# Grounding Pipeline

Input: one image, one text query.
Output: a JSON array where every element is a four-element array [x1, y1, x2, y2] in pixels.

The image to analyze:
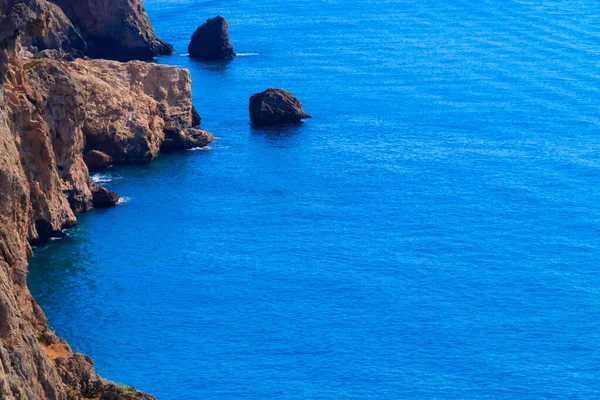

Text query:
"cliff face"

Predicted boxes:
[[0, 0, 210, 398], [66, 58, 212, 164], [0, 50, 108, 400], [51, 0, 173, 61], [7, 0, 87, 57], [4, 54, 212, 242], [7, 0, 172, 61]]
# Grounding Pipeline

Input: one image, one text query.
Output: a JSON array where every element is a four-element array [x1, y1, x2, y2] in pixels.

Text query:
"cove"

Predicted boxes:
[[29, 0, 600, 398]]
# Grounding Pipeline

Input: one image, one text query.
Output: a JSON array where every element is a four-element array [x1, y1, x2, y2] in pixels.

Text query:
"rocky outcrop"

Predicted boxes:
[[91, 184, 120, 208], [0, 46, 161, 400], [84, 150, 113, 171], [188, 16, 235, 60], [52, 0, 173, 61], [61, 58, 213, 163], [3, 0, 171, 61], [249, 88, 311, 125], [0, 1, 211, 397], [15, 0, 87, 57], [0, 56, 151, 400]]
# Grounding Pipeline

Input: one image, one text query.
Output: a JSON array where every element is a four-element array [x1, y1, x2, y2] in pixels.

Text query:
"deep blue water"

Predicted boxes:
[[27, 1, 600, 398]]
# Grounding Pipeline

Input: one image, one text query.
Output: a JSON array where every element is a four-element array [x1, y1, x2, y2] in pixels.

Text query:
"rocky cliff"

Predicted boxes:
[[9, 0, 172, 61], [0, 0, 210, 398], [50, 0, 173, 61]]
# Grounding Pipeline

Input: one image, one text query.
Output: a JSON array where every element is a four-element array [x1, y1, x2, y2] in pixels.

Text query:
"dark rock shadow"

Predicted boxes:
[[188, 57, 233, 74], [250, 121, 306, 146]]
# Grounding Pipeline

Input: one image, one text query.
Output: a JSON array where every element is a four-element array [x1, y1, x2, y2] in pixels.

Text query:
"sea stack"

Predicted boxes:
[[249, 88, 312, 125], [188, 16, 235, 60]]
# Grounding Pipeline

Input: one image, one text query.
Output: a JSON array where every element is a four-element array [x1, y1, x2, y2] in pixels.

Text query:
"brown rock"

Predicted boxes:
[[3, 0, 87, 59], [249, 88, 311, 125], [188, 16, 235, 60], [84, 150, 113, 171], [54, 58, 213, 163], [0, 3, 204, 395], [34, 49, 62, 59], [91, 184, 119, 208], [52, 0, 173, 61], [162, 127, 214, 151], [1, 0, 171, 61]]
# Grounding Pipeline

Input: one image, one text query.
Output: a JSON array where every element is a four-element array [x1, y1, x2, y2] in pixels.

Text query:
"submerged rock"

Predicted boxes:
[[249, 88, 312, 125], [84, 150, 113, 171], [188, 16, 235, 60], [91, 184, 119, 208]]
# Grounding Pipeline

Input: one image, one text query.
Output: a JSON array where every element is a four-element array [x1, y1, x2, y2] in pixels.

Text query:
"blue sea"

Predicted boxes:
[[28, 1, 600, 398]]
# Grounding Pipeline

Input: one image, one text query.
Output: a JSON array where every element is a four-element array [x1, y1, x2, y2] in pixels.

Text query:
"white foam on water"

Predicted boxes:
[[90, 173, 114, 184], [236, 53, 259, 57], [117, 197, 131, 205], [187, 146, 212, 151]]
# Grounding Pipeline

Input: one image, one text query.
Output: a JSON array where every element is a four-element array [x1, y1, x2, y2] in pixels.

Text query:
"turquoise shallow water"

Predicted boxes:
[[28, 0, 600, 398]]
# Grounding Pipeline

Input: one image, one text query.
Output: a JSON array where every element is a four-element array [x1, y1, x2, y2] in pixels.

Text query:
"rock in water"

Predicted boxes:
[[162, 128, 214, 152], [91, 184, 120, 208], [188, 16, 235, 60], [249, 88, 312, 125], [84, 150, 113, 171]]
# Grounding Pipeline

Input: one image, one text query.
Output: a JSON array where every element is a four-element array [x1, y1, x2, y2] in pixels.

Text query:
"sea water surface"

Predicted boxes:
[[28, 0, 600, 398]]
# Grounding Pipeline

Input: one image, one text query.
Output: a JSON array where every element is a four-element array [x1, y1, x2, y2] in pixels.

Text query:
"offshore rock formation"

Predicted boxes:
[[188, 16, 235, 60], [84, 150, 113, 171], [91, 184, 120, 208], [249, 88, 312, 125], [0, 0, 211, 398]]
